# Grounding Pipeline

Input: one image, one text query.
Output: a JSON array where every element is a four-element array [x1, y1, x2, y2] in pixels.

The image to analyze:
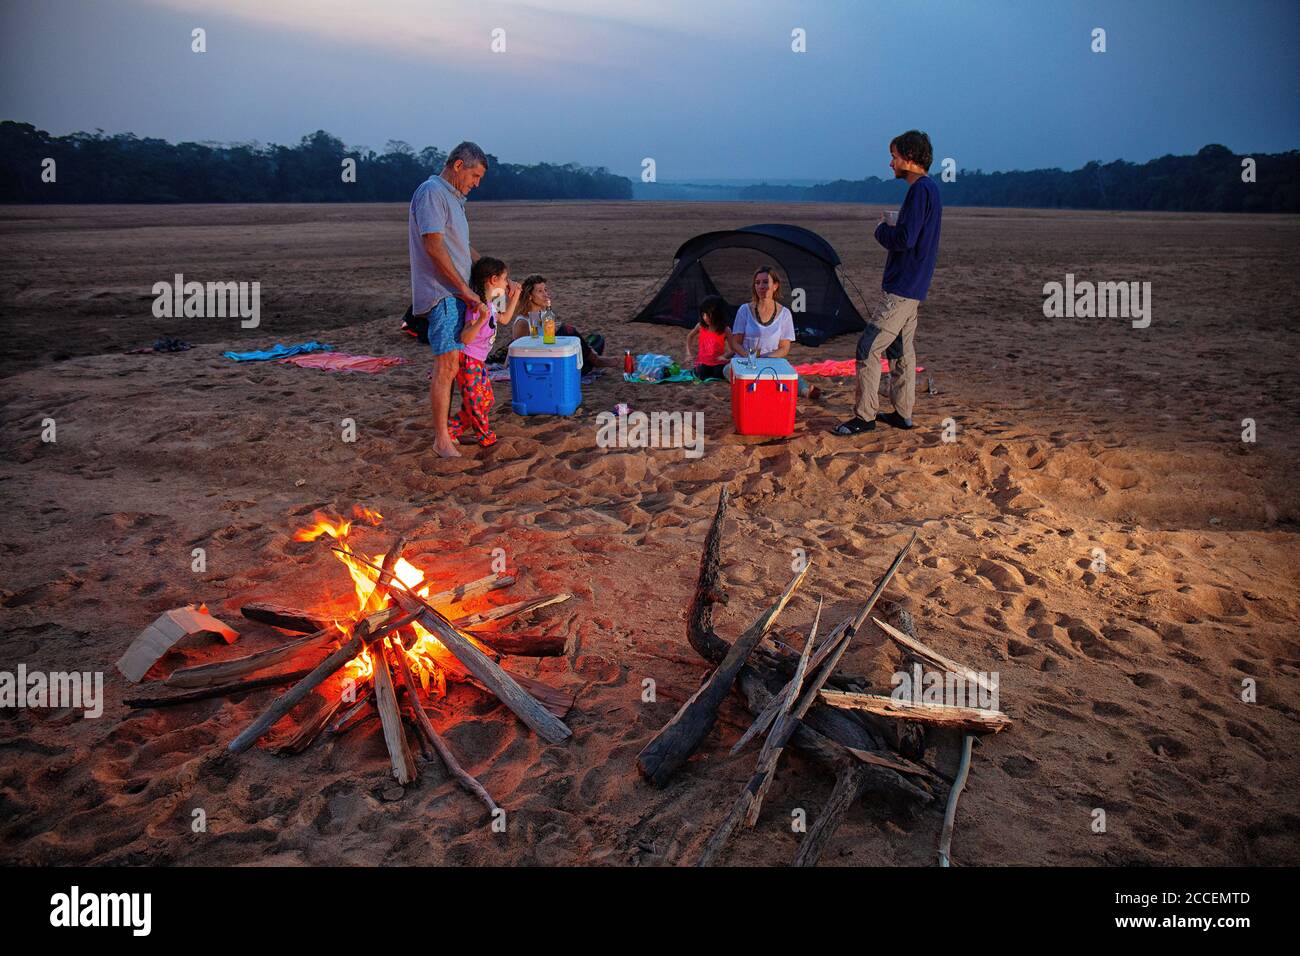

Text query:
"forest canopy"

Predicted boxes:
[[2, 123, 1293, 212], [0, 123, 633, 203], [738, 145, 1299, 213]]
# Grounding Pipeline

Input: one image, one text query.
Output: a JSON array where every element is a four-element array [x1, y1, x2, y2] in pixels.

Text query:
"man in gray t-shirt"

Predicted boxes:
[[409, 142, 487, 458]]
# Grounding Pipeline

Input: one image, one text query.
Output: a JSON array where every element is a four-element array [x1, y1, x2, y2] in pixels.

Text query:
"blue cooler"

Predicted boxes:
[[508, 335, 583, 416]]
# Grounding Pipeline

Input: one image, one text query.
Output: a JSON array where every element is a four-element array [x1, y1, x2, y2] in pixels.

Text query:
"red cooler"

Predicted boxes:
[[730, 357, 798, 436]]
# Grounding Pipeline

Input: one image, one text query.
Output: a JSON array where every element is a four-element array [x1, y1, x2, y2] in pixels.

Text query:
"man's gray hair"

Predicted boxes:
[[446, 141, 488, 170]]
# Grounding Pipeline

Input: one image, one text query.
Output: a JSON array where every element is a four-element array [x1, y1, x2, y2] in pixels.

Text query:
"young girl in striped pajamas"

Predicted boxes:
[[448, 256, 519, 448]]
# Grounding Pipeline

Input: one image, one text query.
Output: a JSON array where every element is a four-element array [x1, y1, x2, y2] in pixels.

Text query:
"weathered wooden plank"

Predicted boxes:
[[819, 691, 1010, 732]]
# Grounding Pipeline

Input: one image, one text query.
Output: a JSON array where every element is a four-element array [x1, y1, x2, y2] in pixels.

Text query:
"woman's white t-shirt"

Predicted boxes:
[[732, 303, 796, 357]]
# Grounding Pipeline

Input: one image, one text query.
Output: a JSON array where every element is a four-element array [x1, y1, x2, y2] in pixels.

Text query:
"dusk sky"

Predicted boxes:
[[1, 0, 1297, 181]]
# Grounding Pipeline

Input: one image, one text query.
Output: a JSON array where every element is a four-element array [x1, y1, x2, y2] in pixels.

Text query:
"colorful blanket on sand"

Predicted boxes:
[[223, 341, 334, 362], [793, 358, 925, 377], [277, 352, 406, 373]]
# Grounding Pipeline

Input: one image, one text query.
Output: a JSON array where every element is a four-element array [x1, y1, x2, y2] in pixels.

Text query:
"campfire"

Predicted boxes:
[[122, 507, 576, 816]]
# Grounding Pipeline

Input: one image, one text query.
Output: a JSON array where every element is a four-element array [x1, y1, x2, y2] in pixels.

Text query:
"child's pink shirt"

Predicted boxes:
[[462, 302, 499, 362]]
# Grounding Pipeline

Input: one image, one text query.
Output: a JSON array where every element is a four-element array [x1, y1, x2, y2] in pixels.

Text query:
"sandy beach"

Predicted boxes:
[[1, 201, 1297, 866]]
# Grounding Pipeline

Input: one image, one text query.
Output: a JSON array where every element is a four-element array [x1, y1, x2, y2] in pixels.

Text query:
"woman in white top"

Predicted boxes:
[[725, 266, 817, 397]]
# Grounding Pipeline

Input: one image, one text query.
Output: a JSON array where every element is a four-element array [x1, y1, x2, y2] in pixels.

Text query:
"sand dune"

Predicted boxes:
[[1, 202, 1297, 865]]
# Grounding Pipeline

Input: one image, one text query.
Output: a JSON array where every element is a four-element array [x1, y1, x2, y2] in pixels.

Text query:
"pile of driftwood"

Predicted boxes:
[[124, 531, 576, 815], [636, 490, 1011, 866]]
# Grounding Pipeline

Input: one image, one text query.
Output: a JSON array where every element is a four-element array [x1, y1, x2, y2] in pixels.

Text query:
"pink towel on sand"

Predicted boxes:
[[793, 358, 924, 377], [278, 353, 406, 374]]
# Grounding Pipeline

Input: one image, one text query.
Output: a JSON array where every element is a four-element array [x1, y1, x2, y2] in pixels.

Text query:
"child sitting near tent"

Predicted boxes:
[[685, 294, 732, 380], [449, 257, 520, 447]]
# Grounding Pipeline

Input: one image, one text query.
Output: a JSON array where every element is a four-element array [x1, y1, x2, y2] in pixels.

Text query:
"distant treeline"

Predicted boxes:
[[739, 145, 1299, 213], [0, 122, 633, 202]]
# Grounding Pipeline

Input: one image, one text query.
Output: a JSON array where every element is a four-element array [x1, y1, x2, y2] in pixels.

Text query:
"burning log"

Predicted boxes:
[[399, 628, 571, 709], [425, 571, 517, 608], [453, 593, 570, 629], [818, 692, 1011, 732], [471, 631, 568, 658], [637, 562, 810, 788], [226, 607, 416, 754], [238, 571, 516, 637], [372, 638, 418, 785], [328, 688, 375, 734], [355, 539, 420, 783], [387, 588, 573, 745], [391, 627, 572, 716], [385, 622, 570, 714], [125, 667, 314, 708], [165, 628, 339, 688], [240, 602, 331, 635], [176, 605, 406, 691], [390, 644, 499, 816], [510, 673, 576, 719], [341, 551, 574, 745], [361, 535, 408, 615]]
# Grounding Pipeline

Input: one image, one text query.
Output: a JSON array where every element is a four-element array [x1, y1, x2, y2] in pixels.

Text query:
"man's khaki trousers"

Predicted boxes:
[[854, 292, 920, 422]]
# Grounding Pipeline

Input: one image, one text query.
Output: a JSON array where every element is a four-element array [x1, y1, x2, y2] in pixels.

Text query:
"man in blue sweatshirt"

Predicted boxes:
[[834, 130, 942, 435]]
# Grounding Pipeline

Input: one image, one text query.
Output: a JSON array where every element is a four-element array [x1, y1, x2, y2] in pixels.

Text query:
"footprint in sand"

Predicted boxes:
[[975, 558, 1028, 591], [1006, 637, 1037, 657], [1147, 734, 1192, 760]]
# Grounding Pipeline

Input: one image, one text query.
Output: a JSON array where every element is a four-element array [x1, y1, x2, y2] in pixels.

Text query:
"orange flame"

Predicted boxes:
[[296, 512, 447, 686], [352, 504, 383, 525], [294, 513, 352, 542]]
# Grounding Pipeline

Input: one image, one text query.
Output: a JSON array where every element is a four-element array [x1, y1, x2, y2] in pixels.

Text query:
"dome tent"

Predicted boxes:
[[631, 223, 868, 346]]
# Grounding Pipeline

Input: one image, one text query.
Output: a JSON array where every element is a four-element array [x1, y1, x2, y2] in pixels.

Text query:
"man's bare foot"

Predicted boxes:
[[433, 440, 462, 458]]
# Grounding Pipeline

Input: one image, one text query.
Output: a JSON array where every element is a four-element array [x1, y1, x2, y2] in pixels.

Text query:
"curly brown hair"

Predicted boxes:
[[890, 130, 933, 172]]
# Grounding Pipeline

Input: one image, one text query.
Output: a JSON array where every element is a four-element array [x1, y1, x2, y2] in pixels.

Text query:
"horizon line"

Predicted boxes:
[[6, 120, 1297, 185]]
